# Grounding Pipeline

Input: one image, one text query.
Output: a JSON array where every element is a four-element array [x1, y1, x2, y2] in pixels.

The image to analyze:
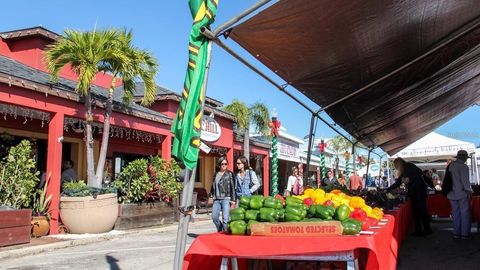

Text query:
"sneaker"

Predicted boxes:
[[461, 235, 473, 240], [453, 234, 461, 239]]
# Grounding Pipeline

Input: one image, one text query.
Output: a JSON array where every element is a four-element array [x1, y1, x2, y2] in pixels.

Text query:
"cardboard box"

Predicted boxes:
[[250, 221, 342, 237]]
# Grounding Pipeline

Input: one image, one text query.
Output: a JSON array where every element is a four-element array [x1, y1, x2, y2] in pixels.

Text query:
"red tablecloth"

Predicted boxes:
[[471, 196, 480, 223], [183, 215, 396, 270], [386, 201, 414, 262], [427, 194, 451, 217]]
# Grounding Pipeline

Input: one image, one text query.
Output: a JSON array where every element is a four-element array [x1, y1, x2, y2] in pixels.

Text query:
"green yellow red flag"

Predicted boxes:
[[171, 0, 219, 170]]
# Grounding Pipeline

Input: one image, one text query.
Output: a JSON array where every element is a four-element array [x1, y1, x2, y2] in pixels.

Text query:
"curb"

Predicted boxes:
[[0, 218, 212, 261]]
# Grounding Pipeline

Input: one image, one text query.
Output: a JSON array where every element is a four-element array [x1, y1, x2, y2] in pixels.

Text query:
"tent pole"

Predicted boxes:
[[365, 149, 372, 189], [213, 0, 273, 36], [201, 28, 354, 144], [305, 113, 316, 183], [173, 40, 213, 270], [202, 28, 315, 114]]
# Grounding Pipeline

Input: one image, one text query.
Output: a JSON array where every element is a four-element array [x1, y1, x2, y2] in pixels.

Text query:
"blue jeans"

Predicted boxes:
[[212, 199, 230, 232], [450, 197, 471, 237]]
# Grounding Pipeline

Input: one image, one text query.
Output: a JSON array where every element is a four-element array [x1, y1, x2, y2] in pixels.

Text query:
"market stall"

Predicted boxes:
[[183, 216, 395, 270]]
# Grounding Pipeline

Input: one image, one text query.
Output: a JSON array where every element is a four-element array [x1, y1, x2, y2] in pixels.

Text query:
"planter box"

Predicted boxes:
[[0, 209, 31, 247], [60, 193, 118, 234], [115, 202, 175, 230]]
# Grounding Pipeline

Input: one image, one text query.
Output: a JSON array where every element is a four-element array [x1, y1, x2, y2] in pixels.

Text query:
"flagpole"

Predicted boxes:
[[173, 41, 213, 270]]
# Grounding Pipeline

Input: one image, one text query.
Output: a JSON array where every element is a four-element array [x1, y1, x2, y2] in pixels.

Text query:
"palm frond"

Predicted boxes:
[[249, 102, 270, 135], [224, 100, 249, 130]]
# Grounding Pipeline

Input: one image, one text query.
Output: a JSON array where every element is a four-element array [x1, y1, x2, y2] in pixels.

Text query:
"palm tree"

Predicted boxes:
[[328, 135, 350, 176], [224, 100, 270, 158], [45, 29, 158, 188]]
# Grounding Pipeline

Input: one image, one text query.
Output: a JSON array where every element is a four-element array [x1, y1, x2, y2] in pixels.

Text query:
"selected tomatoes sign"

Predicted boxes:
[[200, 115, 221, 142]]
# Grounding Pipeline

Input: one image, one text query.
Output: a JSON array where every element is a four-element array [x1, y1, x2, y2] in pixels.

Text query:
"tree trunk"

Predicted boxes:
[[243, 128, 250, 161], [95, 78, 115, 187], [85, 92, 97, 187]]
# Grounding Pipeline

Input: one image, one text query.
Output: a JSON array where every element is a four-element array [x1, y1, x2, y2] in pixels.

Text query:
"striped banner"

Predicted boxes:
[[171, 0, 219, 170]]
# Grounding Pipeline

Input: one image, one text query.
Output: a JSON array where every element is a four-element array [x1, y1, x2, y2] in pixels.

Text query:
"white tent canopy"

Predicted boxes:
[[389, 132, 476, 162]]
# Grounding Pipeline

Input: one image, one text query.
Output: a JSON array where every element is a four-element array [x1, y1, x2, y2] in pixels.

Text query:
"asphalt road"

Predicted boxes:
[[1, 220, 217, 270]]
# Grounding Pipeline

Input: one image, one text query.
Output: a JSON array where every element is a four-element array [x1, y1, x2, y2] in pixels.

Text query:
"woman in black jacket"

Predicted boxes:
[[210, 157, 236, 232], [388, 158, 431, 236]]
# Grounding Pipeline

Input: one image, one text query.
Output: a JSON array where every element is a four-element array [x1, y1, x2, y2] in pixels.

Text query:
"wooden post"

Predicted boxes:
[[161, 135, 172, 161], [46, 112, 64, 234]]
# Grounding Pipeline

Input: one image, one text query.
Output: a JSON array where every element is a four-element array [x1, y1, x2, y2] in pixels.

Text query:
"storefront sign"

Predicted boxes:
[[278, 139, 299, 159], [200, 115, 221, 142], [250, 221, 342, 236]]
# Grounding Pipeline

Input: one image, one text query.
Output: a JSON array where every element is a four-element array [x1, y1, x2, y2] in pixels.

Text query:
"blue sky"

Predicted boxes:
[[2, 1, 479, 150]]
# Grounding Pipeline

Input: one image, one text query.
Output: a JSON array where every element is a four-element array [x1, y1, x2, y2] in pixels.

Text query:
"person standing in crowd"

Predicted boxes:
[[286, 166, 303, 196], [210, 157, 236, 232], [431, 169, 440, 186], [61, 160, 76, 187], [349, 170, 363, 190], [337, 172, 346, 187], [447, 150, 473, 239], [388, 158, 431, 236], [322, 170, 338, 186], [235, 156, 261, 199], [422, 170, 435, 189]]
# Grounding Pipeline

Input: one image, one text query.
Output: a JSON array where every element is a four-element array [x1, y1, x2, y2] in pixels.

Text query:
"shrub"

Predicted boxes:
[[148, 156, 183, 203], [113, 159, 152, 203], [0, 140, 39, 208], [62, 180, 116, 197]]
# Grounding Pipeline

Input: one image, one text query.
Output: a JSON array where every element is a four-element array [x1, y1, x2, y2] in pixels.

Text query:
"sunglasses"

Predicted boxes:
[[221, 163, 228, 165], [236, 162, 243, 165]]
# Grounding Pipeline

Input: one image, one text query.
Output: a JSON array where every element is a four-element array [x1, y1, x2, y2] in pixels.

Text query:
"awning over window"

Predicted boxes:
[[229, 0, 480, 155]]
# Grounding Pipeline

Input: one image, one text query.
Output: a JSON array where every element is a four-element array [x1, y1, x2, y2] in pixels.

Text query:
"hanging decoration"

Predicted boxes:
[[269, 116, 281, 196], [63, 117, 162, 144], [344, 151, 351, 185], [319, 139, 327, 182], [0, 103, 51, 128]]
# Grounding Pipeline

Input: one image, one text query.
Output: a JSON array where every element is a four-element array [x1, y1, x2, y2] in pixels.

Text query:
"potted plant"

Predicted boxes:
[[0, 140, 39, 246], [60, 181, 117, 234], [114, 157, 182, 230], [31, 174, 53, 237]]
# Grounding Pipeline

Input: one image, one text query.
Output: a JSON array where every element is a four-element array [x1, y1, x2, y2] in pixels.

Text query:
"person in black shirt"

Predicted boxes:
[[388, 158, 431, 236]]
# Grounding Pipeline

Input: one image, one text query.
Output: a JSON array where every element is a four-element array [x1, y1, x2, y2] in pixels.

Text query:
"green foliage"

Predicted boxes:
[[149, 156, 183, 201], [0, 140, 40, 209], [62, 181, 116, 197], [113, 159, 152, 203], [32, 174, 52, 219], [224, 100, 271, 135]]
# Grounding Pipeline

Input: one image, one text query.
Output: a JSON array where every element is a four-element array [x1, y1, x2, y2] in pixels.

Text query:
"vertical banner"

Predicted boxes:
[[171, 0, 219, 170]]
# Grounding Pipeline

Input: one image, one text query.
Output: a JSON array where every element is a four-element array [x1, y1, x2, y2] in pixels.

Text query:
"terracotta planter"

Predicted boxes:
[[60, 193, 118, 234], [0, 209, 31, 247], [31, 216, 50, 237], [115, 202, 175, 230]]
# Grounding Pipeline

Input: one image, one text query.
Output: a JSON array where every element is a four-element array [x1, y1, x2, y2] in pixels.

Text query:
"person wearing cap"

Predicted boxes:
[[447, 150, 473, 240]]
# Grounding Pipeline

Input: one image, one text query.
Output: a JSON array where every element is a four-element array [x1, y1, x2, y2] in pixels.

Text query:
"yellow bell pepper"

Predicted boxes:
[[362, 205, 373, 215], [304, 188, 314, 197], [349, 196, 366, 209], [315, 196, 328, 205], [370, 208, 384, 220]]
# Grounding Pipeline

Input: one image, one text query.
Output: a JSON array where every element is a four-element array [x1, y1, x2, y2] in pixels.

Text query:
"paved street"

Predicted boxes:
[[1, 220, 216, 270]]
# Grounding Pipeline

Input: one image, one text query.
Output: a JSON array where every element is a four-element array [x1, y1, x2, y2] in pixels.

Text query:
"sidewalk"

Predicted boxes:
[[0, 214, 212, 261]]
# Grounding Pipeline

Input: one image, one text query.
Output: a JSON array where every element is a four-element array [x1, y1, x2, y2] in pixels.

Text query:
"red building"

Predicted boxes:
[[0, 26, 270, 234]]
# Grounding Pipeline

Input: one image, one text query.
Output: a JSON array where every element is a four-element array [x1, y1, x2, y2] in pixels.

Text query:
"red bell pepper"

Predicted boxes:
[[350, 208, 367, 220], [323, 200, 334, 207], [303, 197, 313, 207]]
